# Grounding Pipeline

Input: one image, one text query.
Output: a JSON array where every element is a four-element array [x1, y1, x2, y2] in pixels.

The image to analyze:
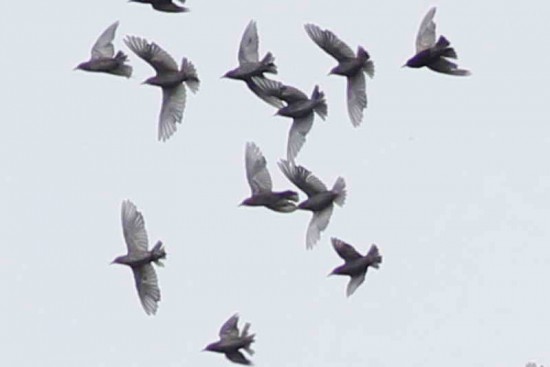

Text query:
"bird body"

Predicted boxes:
[[75, 22, 132, 78], [330, 238, 382, 296], [125, 36, 199, 141], [241, 142, 298, 213], [129, 0, 189, 13], [205, 314, 255, 365], [404, 7, 470, 76], [111, 200, 166, 315], [279, 160, 346, 249], [304, 24, 374, 127]]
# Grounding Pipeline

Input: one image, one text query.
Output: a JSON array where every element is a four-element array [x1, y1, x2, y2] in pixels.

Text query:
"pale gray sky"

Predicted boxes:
[[0, 0, 549, 366]]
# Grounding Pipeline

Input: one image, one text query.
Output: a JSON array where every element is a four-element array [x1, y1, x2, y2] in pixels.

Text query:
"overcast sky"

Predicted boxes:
[[0, 0, 549, 366]]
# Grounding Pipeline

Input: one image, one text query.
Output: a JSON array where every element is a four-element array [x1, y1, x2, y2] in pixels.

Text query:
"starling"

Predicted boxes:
[[75, 21, 132, 78], [128, 0, 189, 13], [304, 24, 374, 127], [111, 200, 166, 315], [404, 7, 470, 76], [204, 314, 255, 365], [252, 77, 327, 162], [278, 160, 345, 249], [240, 142, 299, 212], [330, 238, 382, 297], [124, 36, 199, 141], [223, 20, 283, 108]]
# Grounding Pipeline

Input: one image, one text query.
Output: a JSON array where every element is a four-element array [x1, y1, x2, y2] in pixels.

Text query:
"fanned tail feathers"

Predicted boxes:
[[311, 85, 327, 120], [332, 177, 346, 207]]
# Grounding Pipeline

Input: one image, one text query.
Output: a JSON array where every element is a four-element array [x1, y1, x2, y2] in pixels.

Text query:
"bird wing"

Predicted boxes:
[[347, 72, 367, 127], [245, 142, 273, 194], [239, 20, 260, 64], [331, 238, 362, 261], [416, 7, 437, 53], [306, 204, 333, 249], [91, 21, 119, 59], [304, 24, 355, 62], [219, 313, 240, 339], [428, 58, 471, 76], [153, 0, 189, 12], [346, 272, 366, 297], [287, 113, 314, 163], [121, 200, 149, 255], [158, 84, 186, 142], [132, 264, 160, 315], [124, 36, 179, 74], [245, 78, 285, 108], [278, 160, 327, 198], [226, 350, 252, 365]]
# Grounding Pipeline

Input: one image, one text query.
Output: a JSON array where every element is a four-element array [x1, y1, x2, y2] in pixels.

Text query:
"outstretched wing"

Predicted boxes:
[[304, 24, 355, 62], [245, 142, 272, 194], [158, 84, 186, 142], [278, 160, 327, 198], [121, 200, 149, 254], [239, 20, 259, 64], [347, 72, 367, 127], [124, 36, 179, 74], [331, 238, 362, 261], [226, 350, 251, 365], [306, 205, 333, 249], [220, 313, 240, 339], [91, 21, 119, 59], [416, 7, 437, 52], [287, 114, 314, 163], [132, 264, 160, 315], [346, 273, 366, 297]]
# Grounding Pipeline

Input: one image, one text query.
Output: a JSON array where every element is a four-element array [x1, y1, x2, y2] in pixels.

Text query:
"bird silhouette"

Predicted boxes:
[[128, 0, 189, 13], [204, 314, 255, 365], [304, 24, 374, 127], [111, 200, 166, 315], [125, 36, 199, 141], [404, 7, 470, 76]]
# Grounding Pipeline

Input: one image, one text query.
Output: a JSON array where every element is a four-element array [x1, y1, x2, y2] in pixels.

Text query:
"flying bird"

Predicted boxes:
[[329, 238, 382, 297], [111, 200, 166, 315], [223, 20, 283, 108], [404, 7, 470, 76], [278, 160, 345, 249], [124, 36, 199, 141], [252, 77, 327, 162], [240, 142, 299, 212], [204, 313, 255, 365], [304, 24, 374, 127], [128, 0, 189, 13], [75, 21, 132, 78]]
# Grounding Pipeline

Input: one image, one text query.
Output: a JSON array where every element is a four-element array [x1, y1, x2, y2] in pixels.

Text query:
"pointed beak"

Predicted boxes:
[[401, 63, 407, 68]]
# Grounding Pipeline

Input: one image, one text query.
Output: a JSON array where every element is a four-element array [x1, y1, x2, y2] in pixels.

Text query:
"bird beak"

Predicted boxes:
[[401, 63, 407, 68]]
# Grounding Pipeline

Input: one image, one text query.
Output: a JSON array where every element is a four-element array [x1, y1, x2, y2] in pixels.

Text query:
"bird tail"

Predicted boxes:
[[181, 58, 200, 93], [151, 241, 167, 267], [434, 36, 459, 59], [357, 46, 375, 78], [241, 322, 255, 356], [311, 85, 328, 120], [260, 52, 278, 74], [331, 177, 346, 207], [110, 51, 133, 78], [366, 244, 382, 269]]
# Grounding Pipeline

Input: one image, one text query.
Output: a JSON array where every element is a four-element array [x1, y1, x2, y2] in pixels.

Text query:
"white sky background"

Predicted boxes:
[[0, 0, 549, 366]]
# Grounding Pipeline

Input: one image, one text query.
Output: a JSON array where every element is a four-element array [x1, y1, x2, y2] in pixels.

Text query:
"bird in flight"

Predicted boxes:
[[204, 314, 256, 365]]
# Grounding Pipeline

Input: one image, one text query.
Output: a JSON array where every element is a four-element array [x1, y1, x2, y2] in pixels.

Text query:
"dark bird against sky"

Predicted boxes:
[[252, 77, 327, 163], [404, 7, 470, 76], [224, 21, 283, 108], [111, 200, 166, 315], [75, 21, 132, 78], [204, 314, 256, 365], [124, 36, 199, 141], [278, 160, 345, 249], [330, 238, 382, 297], [240, 142, 299, 213], [128, 0, 189, 13], [304, 24, 374, 127]]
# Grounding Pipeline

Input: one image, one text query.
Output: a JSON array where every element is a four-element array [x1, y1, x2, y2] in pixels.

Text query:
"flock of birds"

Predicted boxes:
[[75, 1, 470, 364]]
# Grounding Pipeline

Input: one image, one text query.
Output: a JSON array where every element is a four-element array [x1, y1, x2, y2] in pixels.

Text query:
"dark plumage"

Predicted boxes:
[[224, 20, 283, 108], [330, 238, 382, 297], [111, 200, 166, 315], [204, 314, 255, 365], [404, 7, 470, 76], [304, 24, 374, 127], [124, 36, 199, 141], [252, 77, 327, 162], [241, 142, 299, 213], [278, 160, 346, 249], [128, 0, 189, 13], [75, 21, 132, 78]]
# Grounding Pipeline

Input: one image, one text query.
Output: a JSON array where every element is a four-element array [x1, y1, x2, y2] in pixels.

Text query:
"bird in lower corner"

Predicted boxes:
[[204, 314, 256, 365]]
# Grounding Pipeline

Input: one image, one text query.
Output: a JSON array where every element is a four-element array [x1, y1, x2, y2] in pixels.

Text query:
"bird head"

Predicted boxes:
[[74, 62, 88, 71], [110, 256, 125, 265], [239, 197, 253, 207]]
